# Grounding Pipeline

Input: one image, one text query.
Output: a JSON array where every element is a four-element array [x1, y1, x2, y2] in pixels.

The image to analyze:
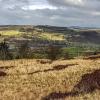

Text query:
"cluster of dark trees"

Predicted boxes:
[[0, 41, 99, 61]]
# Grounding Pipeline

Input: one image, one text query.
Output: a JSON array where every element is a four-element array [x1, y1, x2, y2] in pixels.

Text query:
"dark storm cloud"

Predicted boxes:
[[0, 0, 100, 27]]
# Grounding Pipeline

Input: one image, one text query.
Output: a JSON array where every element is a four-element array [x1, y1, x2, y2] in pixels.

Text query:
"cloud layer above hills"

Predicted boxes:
[[0, 0, 100, 27]]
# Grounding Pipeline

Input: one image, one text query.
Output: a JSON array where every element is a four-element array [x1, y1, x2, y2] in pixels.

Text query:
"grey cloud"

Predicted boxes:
[[0, 0, 100, 27], [47, 0, 100, 11], [47, 0, 83, 7]]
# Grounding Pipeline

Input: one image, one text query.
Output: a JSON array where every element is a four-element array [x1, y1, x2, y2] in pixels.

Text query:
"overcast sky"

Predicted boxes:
[[0, 0, 100, 27]]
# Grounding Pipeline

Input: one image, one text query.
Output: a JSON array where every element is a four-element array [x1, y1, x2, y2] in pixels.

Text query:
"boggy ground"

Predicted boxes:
[[0, 58, 100, 100]]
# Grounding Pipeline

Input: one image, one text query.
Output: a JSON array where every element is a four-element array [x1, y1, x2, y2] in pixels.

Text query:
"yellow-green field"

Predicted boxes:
[[39, 32, 65, 41], [0, 30, 21, 36], [0, 30, 65, 41], [0, 58, 100, 100]]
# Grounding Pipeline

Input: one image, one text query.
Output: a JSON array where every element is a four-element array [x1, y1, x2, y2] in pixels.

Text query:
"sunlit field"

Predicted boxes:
[[0, 30, 20, 36], [0, 30, 65, 41], [39, 32, 65, 41], [0, 57, 100, 100]]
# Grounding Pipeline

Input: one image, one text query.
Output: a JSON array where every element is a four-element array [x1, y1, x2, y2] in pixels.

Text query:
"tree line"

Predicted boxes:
[[0, 41, 99, 61], [0, 41, 71, 60]]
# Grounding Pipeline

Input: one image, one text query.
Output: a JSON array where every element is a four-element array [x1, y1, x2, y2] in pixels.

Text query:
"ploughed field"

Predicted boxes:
[[0, 57, 100, 100]]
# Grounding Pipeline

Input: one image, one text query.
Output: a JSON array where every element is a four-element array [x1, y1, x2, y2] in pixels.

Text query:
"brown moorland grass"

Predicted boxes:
[[0, 58, 100, 100]]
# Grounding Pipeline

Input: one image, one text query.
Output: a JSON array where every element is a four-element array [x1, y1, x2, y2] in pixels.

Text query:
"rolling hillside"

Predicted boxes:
[[0, 25, 100, 44], [0, 25, 99, 58]]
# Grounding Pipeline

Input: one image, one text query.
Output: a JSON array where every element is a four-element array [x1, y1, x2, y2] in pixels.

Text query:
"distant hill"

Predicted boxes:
[[35, 25, 74, 33], [68, 31, 100, 44], [0, 25, 100, 45]]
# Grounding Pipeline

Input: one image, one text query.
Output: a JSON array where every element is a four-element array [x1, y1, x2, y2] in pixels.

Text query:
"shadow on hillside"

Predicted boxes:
[[36, 60, 52, 64], [29, 64, 77, 75], [42, 69, 100, 100], [0, 66, 15, 69], [7, 64, 78, 76], [0, 66, 14, 77], [83, 54, 100, 60], [73, 69, 100, 93], [42, 91, 78, 100]]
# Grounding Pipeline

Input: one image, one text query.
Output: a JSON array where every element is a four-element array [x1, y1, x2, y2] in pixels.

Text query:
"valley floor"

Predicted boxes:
[[0, 58, 100, 100]]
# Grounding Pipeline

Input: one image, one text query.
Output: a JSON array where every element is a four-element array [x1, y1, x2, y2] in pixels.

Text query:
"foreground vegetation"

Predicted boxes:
[[0, 58, 100, 100]]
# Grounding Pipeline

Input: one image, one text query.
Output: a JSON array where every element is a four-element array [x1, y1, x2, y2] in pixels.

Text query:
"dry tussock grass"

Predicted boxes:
[[0, 58, 100, 100]]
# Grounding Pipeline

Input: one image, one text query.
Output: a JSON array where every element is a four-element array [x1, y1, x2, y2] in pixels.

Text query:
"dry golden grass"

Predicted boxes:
[[0, 58, 100, 100]]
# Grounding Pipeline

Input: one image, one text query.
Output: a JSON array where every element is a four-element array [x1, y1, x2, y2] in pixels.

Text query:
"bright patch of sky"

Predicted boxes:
[[22, 4, 57, 10]]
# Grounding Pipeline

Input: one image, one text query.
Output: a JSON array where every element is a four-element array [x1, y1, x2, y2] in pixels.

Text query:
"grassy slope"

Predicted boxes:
[[0, 58, 100, 100]]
